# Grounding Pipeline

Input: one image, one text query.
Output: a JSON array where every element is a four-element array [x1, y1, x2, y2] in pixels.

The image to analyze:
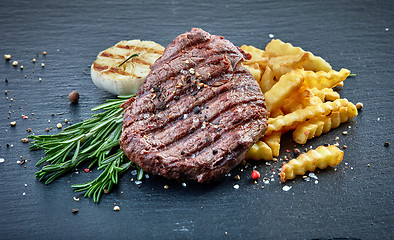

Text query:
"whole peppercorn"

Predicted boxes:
[[293, 148, 301, 156], [356, 102, 363, 110], [68, 91, 79, 104]]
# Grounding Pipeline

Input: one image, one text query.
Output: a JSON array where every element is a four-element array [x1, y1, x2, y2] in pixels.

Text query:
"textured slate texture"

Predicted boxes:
[[0, 0, 393, 239]]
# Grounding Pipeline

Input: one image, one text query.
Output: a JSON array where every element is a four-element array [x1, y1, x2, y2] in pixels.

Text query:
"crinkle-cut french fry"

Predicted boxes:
[[280, 145, 343, 182], [243, 63, 262, 82], [263, 131, 281, 157], [240, 45, 268, 69], [264, 69, 304, 112], [270, 108, 284, 118], [302, 68, 350, 90], [265, 39, 332, 72], [268, 53, 308, 80], [310, 87, 340, 102], [281, 88, 323, 114], [245, 140, 273, 161], [266, 98, 350, 135], [292, 103, 358, 144], [260, 66, 276, 93]]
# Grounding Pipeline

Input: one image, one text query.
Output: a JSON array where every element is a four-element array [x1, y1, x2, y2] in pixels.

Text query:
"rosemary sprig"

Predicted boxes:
[[29, 94, 142, 203], [118, 53, 139, 67]]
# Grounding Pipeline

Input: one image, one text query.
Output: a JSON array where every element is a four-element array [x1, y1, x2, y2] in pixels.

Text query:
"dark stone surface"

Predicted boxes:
[[0, 0, 393, 239]]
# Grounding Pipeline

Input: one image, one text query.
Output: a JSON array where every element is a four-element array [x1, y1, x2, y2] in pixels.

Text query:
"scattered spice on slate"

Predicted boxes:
[[251, 170, 260, 180], [356, 102, 363, 110], [293, 148, 300, 156], [113, 206, 120, 211], [72, 208, 79, 214], [343, 145, 347, 149], [10, 121, 16, 126], [234, 175, 240, 181], [384, 141, 390, 147], [21, 138, 29, 143], [68, 91, 79, 104], [42, 51, 47, 55], [12, 61, 18, 66], [4, 54, 11, 60], [164, 185, 169, 189]]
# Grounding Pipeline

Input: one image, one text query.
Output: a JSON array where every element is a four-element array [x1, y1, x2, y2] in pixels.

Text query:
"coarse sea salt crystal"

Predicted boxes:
[[181, 182, 186, 187], [263, 180, 270, 184], [145, 174, 149, 179], [315, 180, 318, 184], [385, 28, 389, 31], [183, 114, 188, 119], [0, 158, 5, 163], [304, 177, 311, 182], [269, 33, 274, 38], [308, 172, 318, 179], [134, 180, 142, 185], [233, 184, 239, 189], [131, 170, 137, 175], [282, 185, 292, 191]]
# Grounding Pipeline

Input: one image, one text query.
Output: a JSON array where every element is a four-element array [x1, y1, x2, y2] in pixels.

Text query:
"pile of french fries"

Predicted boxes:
[[242, 40, 358, 182]]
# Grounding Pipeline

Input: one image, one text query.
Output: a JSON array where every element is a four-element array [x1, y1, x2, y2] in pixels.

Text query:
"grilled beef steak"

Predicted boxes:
[[120, 28, 268, 183]]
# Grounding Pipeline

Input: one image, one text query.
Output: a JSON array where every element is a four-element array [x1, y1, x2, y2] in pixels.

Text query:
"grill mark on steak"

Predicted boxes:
[[144, 93, 264, 149], [154, 102, 266, 158], [124, 68, 262, 136], [120, 28, 268, 183]]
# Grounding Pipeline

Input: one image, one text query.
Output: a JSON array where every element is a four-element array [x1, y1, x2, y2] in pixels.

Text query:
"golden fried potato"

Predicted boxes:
[[241, 45, 268, 69], [243, 63, 262, 82], [260, 65, 276, 93], [264, 69, 304, 112], [280, 145, 343, 182], [263, 131, 281, 157], [245, 140, 273, 161], [265, 39, 332, 72], [302, 68, 350, 90], [266, 98, 351, 135]]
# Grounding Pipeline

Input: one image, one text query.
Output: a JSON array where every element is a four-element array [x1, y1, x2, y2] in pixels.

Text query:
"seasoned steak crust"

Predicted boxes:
[[120, 28, 268, 183]]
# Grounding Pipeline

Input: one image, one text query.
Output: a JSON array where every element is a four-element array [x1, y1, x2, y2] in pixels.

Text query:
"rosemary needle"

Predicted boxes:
[[118, 53, 139, 67], [29, 94, 141, 203]]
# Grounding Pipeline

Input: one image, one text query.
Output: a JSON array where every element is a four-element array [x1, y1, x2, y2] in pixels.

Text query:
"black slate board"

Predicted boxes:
[[0, 0, 393, 239]]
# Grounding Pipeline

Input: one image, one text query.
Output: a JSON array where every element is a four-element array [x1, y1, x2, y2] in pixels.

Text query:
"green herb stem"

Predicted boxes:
[[118, 53, 139, 67], [29, 94, 141, 203]]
